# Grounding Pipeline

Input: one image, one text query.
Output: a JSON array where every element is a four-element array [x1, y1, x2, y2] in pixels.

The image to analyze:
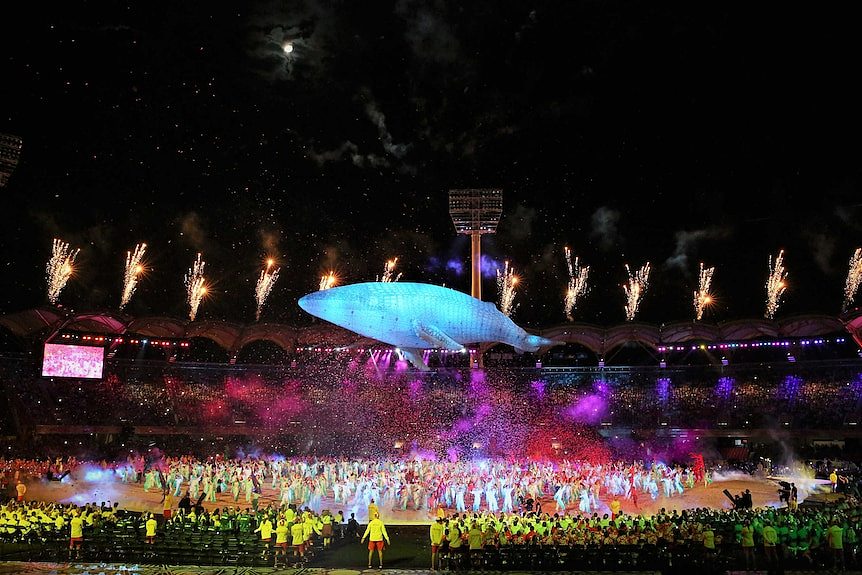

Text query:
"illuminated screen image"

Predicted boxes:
[[41, 343, 105, 379]]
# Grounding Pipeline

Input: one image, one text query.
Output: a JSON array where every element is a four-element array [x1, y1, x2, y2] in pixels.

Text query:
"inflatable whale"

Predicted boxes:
[[298, 282, 552, 370]]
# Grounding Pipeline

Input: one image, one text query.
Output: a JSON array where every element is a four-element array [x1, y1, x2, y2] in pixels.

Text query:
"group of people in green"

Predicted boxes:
[[427, 498, 859, 571]]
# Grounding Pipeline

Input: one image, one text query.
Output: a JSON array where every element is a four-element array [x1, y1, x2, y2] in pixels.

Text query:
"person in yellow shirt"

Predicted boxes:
[[702, 524, 715, 559], [162, 492, 173, 520], [69, 513, 84, 559], [430, 517, 445, 570], [610, 496, 621, 521], [255, 515, 273, 559], [291, 517, 306, 562], [274, 519, 290, 567], [830, 470, 839, 493], [321, 512, 334, 548], [361, 512, 390, 569], [145, 513, 158, 544]]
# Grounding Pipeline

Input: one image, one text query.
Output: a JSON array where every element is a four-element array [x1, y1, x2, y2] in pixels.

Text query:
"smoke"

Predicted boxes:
[[309, 141, 361, 166], [589, 206, 621, 250], [57, 464, 127, 507], [177, 211, 208, 251], [257, 227, 281, 255], [309, 92, 415, 173], [363, 93, 411, 159], [805, 230, 836, 275], [394, 0, 461, 64], [664, 226, 730, 271], [502, 203, 537, 242]]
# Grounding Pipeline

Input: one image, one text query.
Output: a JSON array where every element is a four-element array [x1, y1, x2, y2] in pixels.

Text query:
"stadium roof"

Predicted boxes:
[[0, 307, 856, 356]]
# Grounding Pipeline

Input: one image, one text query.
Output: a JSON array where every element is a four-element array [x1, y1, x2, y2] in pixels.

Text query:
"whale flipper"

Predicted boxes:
[[412, 320, 464, 351], [400, 348, 430, 371]]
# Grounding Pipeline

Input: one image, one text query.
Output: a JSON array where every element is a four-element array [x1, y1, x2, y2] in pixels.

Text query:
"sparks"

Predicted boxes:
[[46, 238, 80, 305], [843, 248, 862, 312], [377, 258, 402, 282], [120, 243, 147, 311], [765, 249, 788, 319], [255, 258, 281, 321], [563, 246, 590, 321], [496, 260, 519, 317], [692, 262, 715, 321], [319, 271, 337, 291], [184, 253, 207, 321], [623, 262, 651, 321]]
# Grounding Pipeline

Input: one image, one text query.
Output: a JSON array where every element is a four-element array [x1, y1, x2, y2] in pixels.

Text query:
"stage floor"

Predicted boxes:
[[21, 470, 831, 524], [0, 563, 668, 575]]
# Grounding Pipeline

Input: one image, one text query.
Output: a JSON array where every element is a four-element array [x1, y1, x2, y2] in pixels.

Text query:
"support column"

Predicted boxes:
[[471, 231, 482, 300]]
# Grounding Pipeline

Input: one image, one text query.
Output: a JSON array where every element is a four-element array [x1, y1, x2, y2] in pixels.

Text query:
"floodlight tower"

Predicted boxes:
[[448, 189, 503, 300]]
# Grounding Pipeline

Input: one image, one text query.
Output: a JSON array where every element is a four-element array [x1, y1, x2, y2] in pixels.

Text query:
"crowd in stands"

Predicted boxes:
[[1, 359, 860, 441]]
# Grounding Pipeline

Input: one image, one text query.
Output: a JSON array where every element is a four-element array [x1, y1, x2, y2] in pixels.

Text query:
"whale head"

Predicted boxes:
[[298, 287, 352, 326]]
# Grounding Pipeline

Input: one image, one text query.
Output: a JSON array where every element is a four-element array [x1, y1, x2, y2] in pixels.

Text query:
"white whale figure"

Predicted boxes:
[[297, 281, 552, 370]]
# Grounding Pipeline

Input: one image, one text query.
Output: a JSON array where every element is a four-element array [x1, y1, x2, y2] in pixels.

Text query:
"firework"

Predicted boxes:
[[255, 258, 281, 321], [496, 260, 519, 317], [843, 248, 862, 312], [184, 253, 207, 321], [377, 258, 403, 282], [46, 238, 80, 305], [764, 249, 788, 319], [120, 243, 147, 311], [319, 271, 337, 291], [623, 262, 651, 321], [563, 246, 590, 321], [692, 262, 715, 321]]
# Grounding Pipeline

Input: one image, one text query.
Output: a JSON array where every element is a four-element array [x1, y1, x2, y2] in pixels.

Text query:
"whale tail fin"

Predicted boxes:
[[515, 334, 555, 353]]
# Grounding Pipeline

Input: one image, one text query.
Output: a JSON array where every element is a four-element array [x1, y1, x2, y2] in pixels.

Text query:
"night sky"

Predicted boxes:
[[2, 2, 861, 328]]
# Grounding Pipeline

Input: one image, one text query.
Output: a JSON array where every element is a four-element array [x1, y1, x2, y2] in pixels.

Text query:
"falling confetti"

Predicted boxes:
[[843, 248, 862, 312], [692, 262, 714, 321], [255, 258, 281, 321], [120, 243, 147, 311], [765, 250, 787, 319], [46, 238, 80, 305], [496, 260, 519, 317], [377, 258, 402, 282], [563, 246, 590, 321], [623, 262, 651, 321], [185, 253, 207, 321]]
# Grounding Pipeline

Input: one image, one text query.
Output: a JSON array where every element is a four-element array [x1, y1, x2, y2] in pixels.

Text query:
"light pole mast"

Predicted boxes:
[[448, 189, 503, 301]]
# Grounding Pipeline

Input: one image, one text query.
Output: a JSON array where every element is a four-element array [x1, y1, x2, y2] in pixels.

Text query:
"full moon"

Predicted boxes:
[[283, 42, 294, 54]]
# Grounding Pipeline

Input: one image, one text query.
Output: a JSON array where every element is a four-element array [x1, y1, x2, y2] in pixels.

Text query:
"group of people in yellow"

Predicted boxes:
[[250, 504, 338, 567], [0, 498, 118, 558]]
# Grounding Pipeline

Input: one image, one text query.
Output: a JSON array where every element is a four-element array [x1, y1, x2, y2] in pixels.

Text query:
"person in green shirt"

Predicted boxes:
[[762, 522, 778, 568], [827, 520, 844, 572], [702, 524, 715, 560], [740, 520, 756, 571]]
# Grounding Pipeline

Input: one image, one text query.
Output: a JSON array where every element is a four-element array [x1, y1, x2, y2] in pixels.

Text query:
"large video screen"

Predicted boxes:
[[41, 343, 105, 379]]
